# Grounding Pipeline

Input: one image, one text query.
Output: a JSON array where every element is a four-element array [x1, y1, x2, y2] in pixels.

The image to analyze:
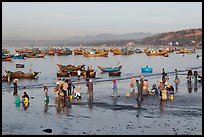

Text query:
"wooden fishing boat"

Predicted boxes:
[[57, 64, 85, 71], [83, 52, 108, 57], [145, 50, 168, 56], [56, 52, 72, 56], [98, 65, 122, 72], [12, 54, 25, 59], [2, 57, 12, 61], [109, 71, 121, 76], [16, 64, 25, 68], [5, 70, 40, 79], [57, 70, 70, 77], [47, 51, 55, 55], [141, 67, 153, 73], [73, 50, 84, 55], [111, 49, 133, 55], [180, 48, 195, 54], [26, 53, 46, 58]]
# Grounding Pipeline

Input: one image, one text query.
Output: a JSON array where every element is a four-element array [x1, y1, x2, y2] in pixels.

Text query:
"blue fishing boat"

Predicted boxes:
[[141, 66, 153, 73], [12, 54, 25, 59], [98, 65, 122, 72]]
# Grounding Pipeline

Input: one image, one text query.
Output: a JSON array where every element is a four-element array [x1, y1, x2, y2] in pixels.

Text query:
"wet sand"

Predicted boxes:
[[2, 74, 202, 135]]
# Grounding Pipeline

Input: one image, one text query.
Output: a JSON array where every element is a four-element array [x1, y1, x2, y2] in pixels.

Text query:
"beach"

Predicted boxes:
[[2, 47, 202, 135]]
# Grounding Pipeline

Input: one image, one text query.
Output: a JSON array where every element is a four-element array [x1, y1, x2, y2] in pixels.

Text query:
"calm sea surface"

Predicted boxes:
[[2, 46, 202, 135]]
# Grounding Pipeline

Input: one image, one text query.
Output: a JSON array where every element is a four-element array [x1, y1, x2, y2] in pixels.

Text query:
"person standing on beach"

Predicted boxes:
[[43, 84, 49, 103], [86, 66, 90, 81], [162, 68, 167, 83], [174, 69, 180, 85], [68, 79, 75, 96], [13, 79, 18, 96], [131, 74, 137, 92], [77, 69, 81, 80], [112, 80, 119, 97], [62, 79, 68, 99]]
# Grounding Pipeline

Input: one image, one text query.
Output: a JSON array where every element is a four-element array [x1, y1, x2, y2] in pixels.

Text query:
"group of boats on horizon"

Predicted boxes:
[[2, 46, 200, 62]]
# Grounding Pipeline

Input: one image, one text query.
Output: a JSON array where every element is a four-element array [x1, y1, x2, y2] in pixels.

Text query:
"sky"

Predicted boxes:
[[2, 2, 202, 40]]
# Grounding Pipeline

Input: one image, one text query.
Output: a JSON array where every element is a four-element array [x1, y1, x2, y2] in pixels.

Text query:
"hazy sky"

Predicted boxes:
[[2, 2, 202, 40]]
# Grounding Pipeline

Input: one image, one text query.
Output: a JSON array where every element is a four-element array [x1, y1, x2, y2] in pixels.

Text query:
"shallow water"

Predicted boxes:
[[2, 47, 202, 135]]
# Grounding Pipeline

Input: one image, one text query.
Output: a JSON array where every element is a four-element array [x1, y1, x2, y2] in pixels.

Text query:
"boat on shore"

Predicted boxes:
[[12, 55, 25, 59], [98, 65, 122, 72], [5, 70, 40, 79], [109, 71, 121, 76], [57, 64, 85, 71], [141, 66, 153, 73], [16, 64, 25, 68]]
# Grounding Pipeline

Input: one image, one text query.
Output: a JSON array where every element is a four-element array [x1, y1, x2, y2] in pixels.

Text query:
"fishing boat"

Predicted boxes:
[[2, 57, 12, 61], [73, 49, 84, 55], [97, 65, 122, 72], [109, 71, 121, 76], [83, 52, 108, 57], [5, 70, 40, 79], [16, 64, 25, 68], [180, 48, 195, 54], [145, 50, 168, 56], [12, 54, 25, 59], [111, 49, 133, 55], [57, 64, 85, 71], [141, 66, 153, 73], [26, 53, 46, 58], [57, 70, 70, 77]]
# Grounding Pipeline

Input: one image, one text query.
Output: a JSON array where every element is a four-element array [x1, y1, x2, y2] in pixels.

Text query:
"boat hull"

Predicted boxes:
[[98, 65, 122, 72], [109, 71, 121, 76]]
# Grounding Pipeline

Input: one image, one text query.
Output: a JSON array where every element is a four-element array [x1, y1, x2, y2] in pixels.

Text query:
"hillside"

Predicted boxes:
[[67, 32, 153, 42], [137, 28, 202, 46]]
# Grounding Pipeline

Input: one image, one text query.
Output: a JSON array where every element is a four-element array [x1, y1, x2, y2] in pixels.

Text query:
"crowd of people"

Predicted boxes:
[[13, 67, 202, 111]]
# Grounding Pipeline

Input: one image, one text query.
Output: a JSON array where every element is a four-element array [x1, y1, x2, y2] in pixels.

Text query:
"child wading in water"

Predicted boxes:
[[112, 80, 120, 97]]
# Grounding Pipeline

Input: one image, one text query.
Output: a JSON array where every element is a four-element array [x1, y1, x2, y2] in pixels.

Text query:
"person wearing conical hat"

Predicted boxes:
[[13, 79, 19, 96], [112, 80, 119, 97]]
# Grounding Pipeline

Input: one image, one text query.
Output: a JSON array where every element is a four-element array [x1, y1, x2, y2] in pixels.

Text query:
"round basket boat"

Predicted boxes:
[[16, 64, 25, 68]]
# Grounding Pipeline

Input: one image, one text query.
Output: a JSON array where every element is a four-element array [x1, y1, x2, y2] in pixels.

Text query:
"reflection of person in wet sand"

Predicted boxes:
[[187, 81, 193, 93], [44, 101, 48, 113], [136, 99, 142, 116], [112, 96, 118, 106], [88, 97, 93, 110], [159, 100, 167, 112], [55, 96, 66, 113], [194, 81, 197, 92]]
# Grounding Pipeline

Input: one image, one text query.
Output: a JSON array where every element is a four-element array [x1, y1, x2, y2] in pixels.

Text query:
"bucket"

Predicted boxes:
[[15, 98, 21, 104], [169, 94, 174, 101], [126, 92, 130, 97], [69, 95, 73, 100]]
